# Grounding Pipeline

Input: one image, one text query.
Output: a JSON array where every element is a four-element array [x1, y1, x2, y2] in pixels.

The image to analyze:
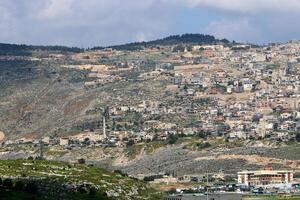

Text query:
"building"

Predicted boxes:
[[163, 193, 242, 200], [238, 169, 293, 186], [59, 137, 70, 146]]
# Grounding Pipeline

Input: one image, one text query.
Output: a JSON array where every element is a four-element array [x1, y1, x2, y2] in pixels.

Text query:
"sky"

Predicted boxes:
[[0, 0, 300, 47]]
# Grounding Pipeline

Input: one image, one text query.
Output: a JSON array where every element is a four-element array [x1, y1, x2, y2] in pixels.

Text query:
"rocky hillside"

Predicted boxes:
[[0, 59, 90, 139], [0, 159, 161, 200]]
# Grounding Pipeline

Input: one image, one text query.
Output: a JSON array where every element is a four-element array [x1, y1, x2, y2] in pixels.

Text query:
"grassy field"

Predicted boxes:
[[0, 159, 162, 200], [0, 189, 111, 200]]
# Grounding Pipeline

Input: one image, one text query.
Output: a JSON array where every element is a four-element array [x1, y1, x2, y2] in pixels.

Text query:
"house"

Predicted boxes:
[[59, 137, 70, 146], [42, 136, 50, 144], [228, 131, 247, 139]]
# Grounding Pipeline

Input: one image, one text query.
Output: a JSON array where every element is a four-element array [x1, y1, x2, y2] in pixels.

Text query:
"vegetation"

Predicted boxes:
[[92, 34, 230, 51], [0, 160, 162, 200], [124, 141, 166, 159], [0, 43, 83, 56], [165, 134, 179, 145]]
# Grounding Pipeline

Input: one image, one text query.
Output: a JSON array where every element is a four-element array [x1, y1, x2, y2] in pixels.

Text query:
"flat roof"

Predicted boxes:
[[238, 170, 293, 175]]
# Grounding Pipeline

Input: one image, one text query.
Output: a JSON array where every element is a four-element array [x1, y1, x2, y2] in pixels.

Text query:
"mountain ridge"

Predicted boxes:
[[0, 33, 231, 54]]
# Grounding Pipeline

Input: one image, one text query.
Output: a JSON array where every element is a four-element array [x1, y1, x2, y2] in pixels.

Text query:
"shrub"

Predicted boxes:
[[166, 134, 178, 145], [15, 180, 25, 191], [78, 186, 88, 194], [89, 187, 97, 197], [296, 132, 300, 142], [127, 139, 135, 147], [293, 172, 300, 178], [195, 142, 211, 149], [78, 158, 86, 164], [114, 170, 128, 177], [25, 182, 38, 194], [3, 178, 13, 189]]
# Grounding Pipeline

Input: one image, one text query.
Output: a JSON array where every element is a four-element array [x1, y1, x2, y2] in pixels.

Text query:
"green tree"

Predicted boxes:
[[25, 181, 38, 194], [166, 134, 178, 145], [296, 132, 300, 142], [14, 180, 25, 191], [127, 139, 135, 147], [3, 178, 13, 189]]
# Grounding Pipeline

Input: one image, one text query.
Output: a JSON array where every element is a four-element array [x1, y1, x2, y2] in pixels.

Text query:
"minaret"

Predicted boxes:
[[39, 139, 44, 160], [103, 115, 107, 138]]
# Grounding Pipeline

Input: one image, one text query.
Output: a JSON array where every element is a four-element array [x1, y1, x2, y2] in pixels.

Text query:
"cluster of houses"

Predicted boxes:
[[164, 41, 300, 141], [2, 41, 300, 149]]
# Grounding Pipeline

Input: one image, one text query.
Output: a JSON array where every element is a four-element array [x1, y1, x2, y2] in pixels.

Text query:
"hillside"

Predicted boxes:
[[0, 59, 90, 139], [0, 160, 161, 200], [0, 33, 229, 54], [1, 35, 300, 179], [0, 43, 83, 56], [93, 33, 230, 50]]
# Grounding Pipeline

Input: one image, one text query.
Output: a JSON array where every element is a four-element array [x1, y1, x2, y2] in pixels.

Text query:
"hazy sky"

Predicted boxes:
[[0, 0, 300, 47]]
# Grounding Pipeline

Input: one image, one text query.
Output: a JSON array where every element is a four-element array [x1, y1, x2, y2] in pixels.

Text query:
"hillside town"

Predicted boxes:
[[2, 41, 300, 148], [1, 0, 300, 198], [1, 39, 300, 200]]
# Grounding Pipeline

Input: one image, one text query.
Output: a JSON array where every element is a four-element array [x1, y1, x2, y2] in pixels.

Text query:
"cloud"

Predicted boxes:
[[203, 18, 262, 43], [183, 0, 300, 43], [0, 0, 299, 46], [184, 0, 300, 14], [0, 0, 176, 47], [38, 0, 73, 19]]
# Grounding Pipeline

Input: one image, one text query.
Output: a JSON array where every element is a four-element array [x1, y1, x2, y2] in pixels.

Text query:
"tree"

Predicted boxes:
[[296, 132, 300, 142], [3, 178, 13, 189], [127, 139, 135, 147], [172, 45, 185, 52], [14, 180, 25, 191], [197, 131, 206, 139], [78, 158, 86, 164], [166, 134, 178, 145], [186, 45, 193, 52], [25, 181, 38, 194], [183, 84, 188, 91], [89, 187, 97, 197]]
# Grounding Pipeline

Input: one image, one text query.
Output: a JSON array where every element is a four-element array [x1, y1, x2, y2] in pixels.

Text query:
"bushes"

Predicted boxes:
[[14, 180, 25, 191], [293, 172, 300, 178], [165, 134, 178, 145], [296, 132, 300, 142], [89, 187, 97, 197], [25, 182, 38, 194], [195, 142, 211, 149], [114, 170, 128, 177], [78, 158, 86, 164], [0, 178, 38, 194], [3, 178, 13, 189]]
